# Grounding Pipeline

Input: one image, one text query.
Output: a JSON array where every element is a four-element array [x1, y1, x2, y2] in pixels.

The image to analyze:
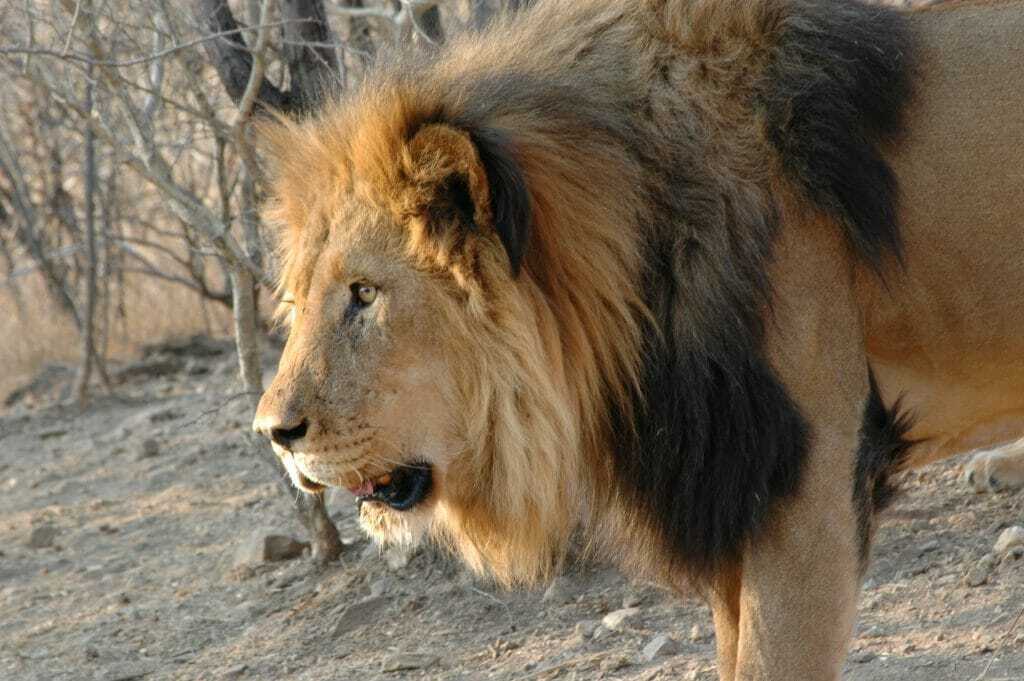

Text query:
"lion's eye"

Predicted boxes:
[[352, 283, 378, 307]]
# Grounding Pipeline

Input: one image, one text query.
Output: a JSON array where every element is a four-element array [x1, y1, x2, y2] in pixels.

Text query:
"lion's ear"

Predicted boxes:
[[407, 123, 531, 275]]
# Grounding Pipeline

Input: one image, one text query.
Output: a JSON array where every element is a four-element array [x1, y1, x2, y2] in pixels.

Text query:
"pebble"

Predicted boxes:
[[332, 596, 390, 637], [641, 634, 681, 662], [380, 653, 439, 672], [573, 619, 600, 641], [964, 554, 996, 587], [384, 544, 413, 571], [542, 576, 575, 605], [689, 623, 711, 643], [221, 665, 248, 678], [858, 625, 884, 639], [27, 524, 59, 549], [850, 651, 877, 664], [994, 526, 1024, 556], [369, 578, 389, 599], [599, 654, 632, 673], [136, 438, 160, 460], [622, 589, 644, 609], [602, 607, 640, 631], [234, 532, 309, 565]]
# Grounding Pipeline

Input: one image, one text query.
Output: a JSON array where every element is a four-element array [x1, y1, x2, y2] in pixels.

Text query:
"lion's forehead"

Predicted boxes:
[[283, 205, 414, 300]]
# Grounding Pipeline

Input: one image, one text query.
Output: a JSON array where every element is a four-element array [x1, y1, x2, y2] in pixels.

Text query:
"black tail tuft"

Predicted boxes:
[[854, 371, 916, 565]]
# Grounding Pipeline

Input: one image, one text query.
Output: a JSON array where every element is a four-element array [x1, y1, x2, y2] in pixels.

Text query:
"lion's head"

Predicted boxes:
[[252, 75, 646, 584]]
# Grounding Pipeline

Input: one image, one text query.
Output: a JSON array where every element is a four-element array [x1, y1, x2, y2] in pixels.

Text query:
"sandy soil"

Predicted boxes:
[[1, 338, 1022, 681]]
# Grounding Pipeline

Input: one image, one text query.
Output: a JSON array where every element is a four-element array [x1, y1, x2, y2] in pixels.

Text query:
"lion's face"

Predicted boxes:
[[251, 108, 637, 584], [254, 202, 464, 546]]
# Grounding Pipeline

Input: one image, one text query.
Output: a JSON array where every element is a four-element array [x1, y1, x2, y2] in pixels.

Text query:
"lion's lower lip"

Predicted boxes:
[[357, 463, 432, 511], [295, 470, 326, 493]]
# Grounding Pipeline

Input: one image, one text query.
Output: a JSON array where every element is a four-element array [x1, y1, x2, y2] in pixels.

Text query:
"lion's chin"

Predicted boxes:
[[358, 498, 431, 548]]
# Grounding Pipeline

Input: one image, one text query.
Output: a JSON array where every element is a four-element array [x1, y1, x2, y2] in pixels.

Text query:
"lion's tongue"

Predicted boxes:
[[350, 480, 375, 498]]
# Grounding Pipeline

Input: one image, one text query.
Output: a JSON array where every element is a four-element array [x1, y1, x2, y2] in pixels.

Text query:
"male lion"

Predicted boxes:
[[253, 0, 1024, 678]]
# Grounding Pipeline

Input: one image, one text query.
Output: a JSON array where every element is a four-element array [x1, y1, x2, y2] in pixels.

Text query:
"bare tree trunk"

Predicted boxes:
[[198, 0, 344, 562], [414, 4, 445, 44], [196, 0, 294, 113], [281, 0, 340, 110], [342, 0, 375, 72], [74, 67, 98, 403]]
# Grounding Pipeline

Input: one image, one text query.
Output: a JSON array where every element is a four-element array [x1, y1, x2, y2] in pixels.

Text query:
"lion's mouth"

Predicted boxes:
[[349, 463, 432, 511], [294, 470, 326, 494]]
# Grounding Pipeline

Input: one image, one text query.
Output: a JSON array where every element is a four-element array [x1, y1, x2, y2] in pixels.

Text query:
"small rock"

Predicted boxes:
[[918, 540, 940, 555], [592, 624, 611, 641], [859, 625, 884, 639], [222, 665, 247, 679], [964, 554, 997, 587], [542, 576, 575, 605], [689, 623, 711, 643], [384, 544, 413, 571], [602, 607, 640, 632], [369, 579, 389, 599], [234, 531, 309, 565], [994, 526, 1024, 555], [185, 360, 210, 377], [641, 634, 681, 662], [136, 438, 160, 460], [381, 653, 439, 672], [622, 590, 643, 609], [600, 654, 632, 673], [361, 543, 381, 562], [332, 596, 390, 637], [27, 524, 59, 549], [850, 651, 877, 664], [573, 619, 600, 641]]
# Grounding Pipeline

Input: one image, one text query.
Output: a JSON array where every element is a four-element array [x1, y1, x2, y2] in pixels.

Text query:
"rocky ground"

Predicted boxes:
[[1, 336, 1022, 681]]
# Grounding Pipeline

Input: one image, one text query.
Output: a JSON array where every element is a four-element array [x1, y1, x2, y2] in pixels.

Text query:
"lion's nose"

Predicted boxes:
[[253, 415, 309, 451]]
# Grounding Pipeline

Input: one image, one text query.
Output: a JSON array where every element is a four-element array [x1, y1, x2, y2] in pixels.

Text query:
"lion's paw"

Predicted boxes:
[[963, 442, 1024, 493]]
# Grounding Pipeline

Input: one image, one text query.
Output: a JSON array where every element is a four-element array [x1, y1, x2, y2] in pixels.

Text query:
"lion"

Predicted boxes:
[[252, 0, 1024, 678]]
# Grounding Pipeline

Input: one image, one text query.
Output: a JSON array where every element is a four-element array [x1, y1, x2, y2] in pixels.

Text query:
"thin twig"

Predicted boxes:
[[0, 18, 313, 68], [180, 391, 262, 429], [971, 604, 1024, 681], [234, 0, 272, 122], [61, 0, 82, 56]]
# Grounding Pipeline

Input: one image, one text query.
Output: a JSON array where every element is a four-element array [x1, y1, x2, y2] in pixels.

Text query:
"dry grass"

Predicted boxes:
[[0, 273, 234, 401]]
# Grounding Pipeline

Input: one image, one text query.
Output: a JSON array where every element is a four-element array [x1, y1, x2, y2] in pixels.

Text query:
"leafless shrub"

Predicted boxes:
[[0, 0, 529, 562]]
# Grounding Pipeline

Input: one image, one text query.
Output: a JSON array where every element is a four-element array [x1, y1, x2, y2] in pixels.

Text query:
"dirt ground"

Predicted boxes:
[[1, 337, 1022, 681]]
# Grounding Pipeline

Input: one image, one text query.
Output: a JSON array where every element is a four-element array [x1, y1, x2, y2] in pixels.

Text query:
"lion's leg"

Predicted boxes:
[[708, 565, 742, 681], [732, 430, 863, 681], [963, 438, 1024, 492]]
